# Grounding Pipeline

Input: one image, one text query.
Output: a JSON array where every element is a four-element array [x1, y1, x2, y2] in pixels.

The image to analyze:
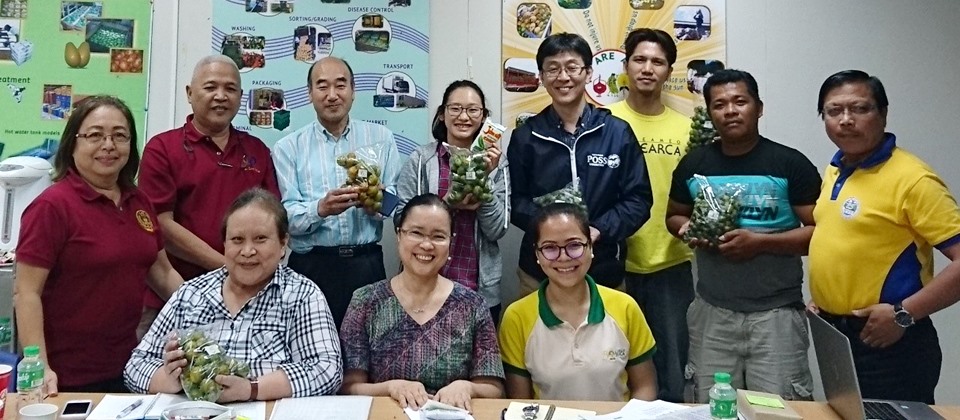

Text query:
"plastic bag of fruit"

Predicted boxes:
[[443, 118, 506, 205], [178, 325, 250, 402], [336, 142, 389, 213], [683, 174, 743, 246], [534, 178, 588, 214]]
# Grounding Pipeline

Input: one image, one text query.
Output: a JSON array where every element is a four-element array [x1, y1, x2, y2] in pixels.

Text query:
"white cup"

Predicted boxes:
[[18, 402, 58, 420]]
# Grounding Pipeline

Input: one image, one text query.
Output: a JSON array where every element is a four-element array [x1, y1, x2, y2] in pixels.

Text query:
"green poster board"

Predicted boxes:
[[0, 0, 151, 158]]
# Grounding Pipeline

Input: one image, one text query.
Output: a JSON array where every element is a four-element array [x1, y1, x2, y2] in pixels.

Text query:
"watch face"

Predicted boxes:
[[895, 311, 914, 327]]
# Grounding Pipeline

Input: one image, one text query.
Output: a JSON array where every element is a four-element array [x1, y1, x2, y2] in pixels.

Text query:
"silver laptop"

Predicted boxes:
[[807, 311, 943, 420]]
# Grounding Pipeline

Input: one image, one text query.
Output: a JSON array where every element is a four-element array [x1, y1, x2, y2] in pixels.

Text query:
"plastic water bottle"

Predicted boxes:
[[709, 371, 737, 420], [16, 345, 44, 406]]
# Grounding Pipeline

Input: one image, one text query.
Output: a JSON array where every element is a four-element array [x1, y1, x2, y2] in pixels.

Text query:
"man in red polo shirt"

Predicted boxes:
[[137, 55, 280, 336]]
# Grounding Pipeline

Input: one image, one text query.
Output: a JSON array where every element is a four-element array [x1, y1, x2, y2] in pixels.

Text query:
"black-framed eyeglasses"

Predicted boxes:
[[445, 105, 485, 119], [542, 64, 588, 79], [76, 132, 131, 145], [536, 241, 587, 261], [181, 127, 261, 173]]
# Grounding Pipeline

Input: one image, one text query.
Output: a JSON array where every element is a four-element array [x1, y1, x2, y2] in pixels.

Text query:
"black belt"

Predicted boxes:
[[308, 243, 380, 258], [818, 310, 867, 331]]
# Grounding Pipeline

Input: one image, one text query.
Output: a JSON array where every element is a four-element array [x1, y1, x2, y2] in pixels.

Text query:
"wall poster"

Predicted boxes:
[[212, 0, 429, 155], [0, 0, 152, 158], [502, 0, 726, 128]]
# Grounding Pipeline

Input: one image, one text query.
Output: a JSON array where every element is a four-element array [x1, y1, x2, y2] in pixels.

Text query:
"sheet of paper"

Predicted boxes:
[[87, 394, 157, 420], [227, 401, 267, 420], [144, 393, 189, 419], [403, 406, 475, 420], [582, 399, 686, 420], [646, 404, 746, 420], [270, 395, 373, 420], [744, 394, 784, 409]]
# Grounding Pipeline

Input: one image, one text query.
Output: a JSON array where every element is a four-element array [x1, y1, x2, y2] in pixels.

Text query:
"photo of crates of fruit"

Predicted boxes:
[[110, 48, 143, 73], [0, 0, 27, 19], [41, 84, 72, 120], [60, 2, 103, 31], [84, 18, 134, 53]]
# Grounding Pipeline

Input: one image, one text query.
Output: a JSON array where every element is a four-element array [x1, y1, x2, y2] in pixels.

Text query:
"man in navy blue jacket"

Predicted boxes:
[[508, 33, 653, 293]]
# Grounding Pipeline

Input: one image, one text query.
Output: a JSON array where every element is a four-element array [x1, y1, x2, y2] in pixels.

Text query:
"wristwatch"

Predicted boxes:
[[893, 303, 915, 328], [248, 378, 259, 401]]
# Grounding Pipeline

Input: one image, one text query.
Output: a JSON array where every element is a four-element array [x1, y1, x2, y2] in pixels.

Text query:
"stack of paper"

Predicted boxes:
[[270, 395, 373, 420], [583, 400, 746, 420]]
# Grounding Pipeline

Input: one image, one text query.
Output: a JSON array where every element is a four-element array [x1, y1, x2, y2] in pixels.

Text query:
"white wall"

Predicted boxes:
[[154, 0, 960, 404]]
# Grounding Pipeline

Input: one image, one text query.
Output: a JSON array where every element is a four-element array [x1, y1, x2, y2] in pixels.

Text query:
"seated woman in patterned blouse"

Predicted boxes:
[[339, 193, 504, 411]]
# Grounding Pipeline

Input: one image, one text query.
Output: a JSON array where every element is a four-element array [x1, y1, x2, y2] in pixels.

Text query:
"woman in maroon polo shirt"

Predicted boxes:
[[14, 95, 183, 394]]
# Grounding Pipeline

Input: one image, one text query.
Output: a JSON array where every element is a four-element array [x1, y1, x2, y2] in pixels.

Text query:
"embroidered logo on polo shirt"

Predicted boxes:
[[841, 197, 860, 220], [605, 348, 627, 361], [135, 210, 155, 233]]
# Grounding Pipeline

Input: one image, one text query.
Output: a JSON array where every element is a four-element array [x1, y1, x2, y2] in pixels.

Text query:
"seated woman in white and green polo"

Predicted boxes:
[[499, 203, 658, 401]]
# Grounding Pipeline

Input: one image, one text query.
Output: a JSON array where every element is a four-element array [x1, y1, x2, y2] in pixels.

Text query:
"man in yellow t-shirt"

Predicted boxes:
[[809, 70, 960, 404], [606, 28, 692, 403]]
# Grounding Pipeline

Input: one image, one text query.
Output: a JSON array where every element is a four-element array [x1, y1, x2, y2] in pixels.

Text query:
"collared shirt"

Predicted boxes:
[[499, 275, 656, 401], [17, 170, 162, 387], [124, 265, 343, 397], [436, 143, 479, 291], [810, 133, 960, 314], [272, 119, 401, 253], [139, 115, 279, 295]]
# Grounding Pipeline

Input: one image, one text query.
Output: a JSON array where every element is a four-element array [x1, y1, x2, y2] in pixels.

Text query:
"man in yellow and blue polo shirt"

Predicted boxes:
[[499, 275, 656, 401], [809, 70, 960, 404]]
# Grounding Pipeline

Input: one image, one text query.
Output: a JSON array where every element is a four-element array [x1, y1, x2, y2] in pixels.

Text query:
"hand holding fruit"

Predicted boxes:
[[214, 374, 254, 403], [318, 187, 360, 217], [153, 334, 187, 394], [179, 330, 251, 402], [337, 151, 385, 213]]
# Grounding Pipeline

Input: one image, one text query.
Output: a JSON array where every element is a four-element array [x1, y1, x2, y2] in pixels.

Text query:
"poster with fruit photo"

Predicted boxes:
[[502, 0, 725, 129], [212, 0, 429, 155], [0, 0, 151, 158]]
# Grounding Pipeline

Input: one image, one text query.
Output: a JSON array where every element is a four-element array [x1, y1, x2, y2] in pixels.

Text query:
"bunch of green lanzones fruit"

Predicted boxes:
[[534, 187, 588, 214], [179, 330, 251, 402], [684, 191, 741, 246], [336, 152, 384, 213], [687, 106, 718, 153], [446, 150, 493, 204]]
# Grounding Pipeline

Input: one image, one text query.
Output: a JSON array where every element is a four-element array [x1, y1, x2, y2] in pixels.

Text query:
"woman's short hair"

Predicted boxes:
[[394, 193, 454, 233], [53, 95, 140, 189], [531, 203, 591, 245], [221, 188, 288, 241]]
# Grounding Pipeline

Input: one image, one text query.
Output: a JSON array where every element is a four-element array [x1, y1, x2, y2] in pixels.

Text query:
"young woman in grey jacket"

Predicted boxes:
[[395, 80, 510, 322]]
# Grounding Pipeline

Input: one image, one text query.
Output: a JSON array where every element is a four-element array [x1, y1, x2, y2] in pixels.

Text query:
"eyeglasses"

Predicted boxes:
[[76, 132, 131, 145], [445, 105, 485, 119], [536, 241, 587, 261], [822, 103, 876, 119], [399, 228, 450, 245], [542, 65, 588, 79]]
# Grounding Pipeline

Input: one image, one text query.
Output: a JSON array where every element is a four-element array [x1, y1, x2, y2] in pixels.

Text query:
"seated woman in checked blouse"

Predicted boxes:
[[124, 188, 342, 402]]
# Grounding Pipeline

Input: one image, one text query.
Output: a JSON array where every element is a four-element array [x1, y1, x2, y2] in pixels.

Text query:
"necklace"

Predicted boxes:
[[396, 274, 437, 315]]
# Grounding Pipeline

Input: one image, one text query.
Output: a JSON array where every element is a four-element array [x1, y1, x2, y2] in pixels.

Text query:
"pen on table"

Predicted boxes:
[[116, 398, 143, 419]]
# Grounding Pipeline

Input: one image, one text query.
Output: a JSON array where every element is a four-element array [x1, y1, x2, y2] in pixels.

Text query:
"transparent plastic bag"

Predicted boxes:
[[534, 178, 588, 213], [683, 174, 743, 246], [336, 142, 388, 213], [444, 118, 505, 206], [444, 143, 492, 205], [178, 324, 250, 402]]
